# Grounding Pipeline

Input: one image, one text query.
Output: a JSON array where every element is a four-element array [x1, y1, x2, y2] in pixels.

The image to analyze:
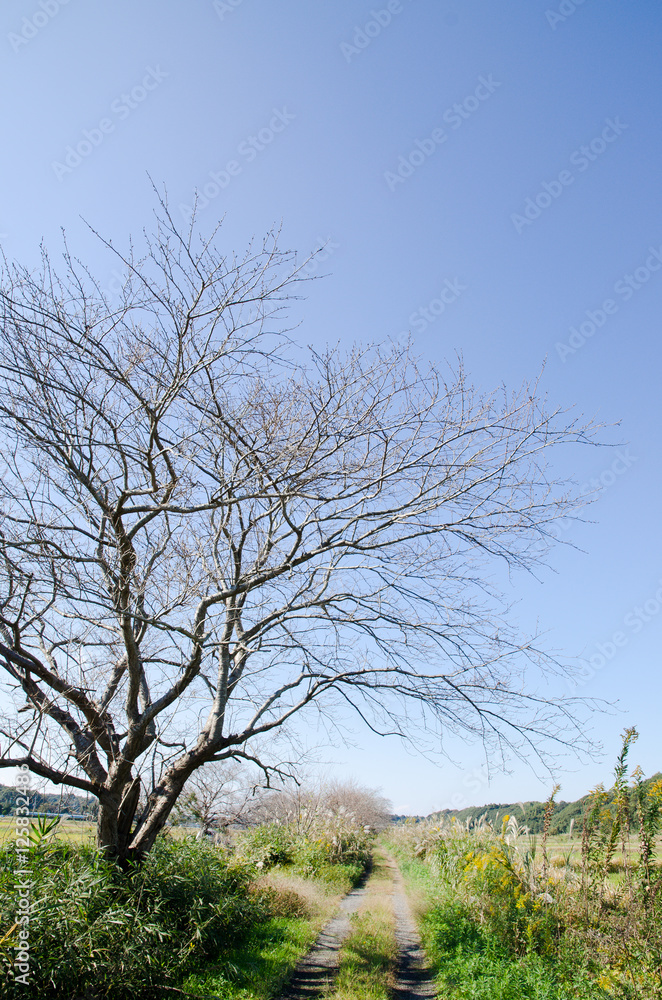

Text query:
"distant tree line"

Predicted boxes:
[[0, 784, 97, 817], [428, 771, 662, 835]]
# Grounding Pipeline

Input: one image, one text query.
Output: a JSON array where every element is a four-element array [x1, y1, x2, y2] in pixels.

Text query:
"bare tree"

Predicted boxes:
[[322, 779, 392, 832], [248, 777, 392, 833], [172, 761, 257, 841], [0, 202, 597, 861]]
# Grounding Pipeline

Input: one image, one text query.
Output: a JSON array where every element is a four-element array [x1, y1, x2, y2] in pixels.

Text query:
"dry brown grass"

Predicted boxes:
[[258, 868, 342, 923]]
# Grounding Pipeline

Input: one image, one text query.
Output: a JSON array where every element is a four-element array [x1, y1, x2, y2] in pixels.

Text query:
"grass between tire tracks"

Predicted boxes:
[[328, 851, 397, 1000]]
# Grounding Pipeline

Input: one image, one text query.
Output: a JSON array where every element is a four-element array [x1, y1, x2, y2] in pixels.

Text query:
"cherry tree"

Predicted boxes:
[[0, 204, 596, 860]]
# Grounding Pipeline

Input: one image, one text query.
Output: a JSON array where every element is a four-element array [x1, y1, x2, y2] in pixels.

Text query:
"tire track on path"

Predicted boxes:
[[385, 854, 437, 1000], [275, 875, 369, 999]]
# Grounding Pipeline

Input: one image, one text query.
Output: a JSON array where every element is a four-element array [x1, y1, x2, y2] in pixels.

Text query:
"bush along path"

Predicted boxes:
[[389, 731, 662, 999], [277, 849, 436, 1000]]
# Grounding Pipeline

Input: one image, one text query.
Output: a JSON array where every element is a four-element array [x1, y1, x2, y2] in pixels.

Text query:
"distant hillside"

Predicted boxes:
[[427, 771, 662, 835], [0, 784, 96, 817]]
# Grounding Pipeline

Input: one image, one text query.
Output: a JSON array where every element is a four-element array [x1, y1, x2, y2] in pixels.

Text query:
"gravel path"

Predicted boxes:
[[277, 854, 436, 1000], [275, 875, 369, 999], [387, 858, 437, 1000]]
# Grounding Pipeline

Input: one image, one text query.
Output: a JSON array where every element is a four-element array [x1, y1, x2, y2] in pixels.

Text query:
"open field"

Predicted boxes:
[[0, 817, 95, 846], [0, 818, 207, 846], [508, 831, 662, 871], [1, 818, 659, 882]]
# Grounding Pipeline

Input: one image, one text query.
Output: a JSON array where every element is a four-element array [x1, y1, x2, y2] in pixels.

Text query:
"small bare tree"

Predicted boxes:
[[323, 779, 392, 832], [248, 778, 392, 833], [0, 201, 598, 861], [172, 761, 256, 841]]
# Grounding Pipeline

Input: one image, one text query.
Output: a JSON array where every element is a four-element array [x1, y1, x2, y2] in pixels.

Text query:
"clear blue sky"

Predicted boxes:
[[1, 0, 661, 814]]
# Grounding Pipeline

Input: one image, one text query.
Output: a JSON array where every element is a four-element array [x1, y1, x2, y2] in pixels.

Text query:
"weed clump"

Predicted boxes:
[[390, 728, 662, 999], [0, 836, 259, 998], [236, 804, 373, 890]]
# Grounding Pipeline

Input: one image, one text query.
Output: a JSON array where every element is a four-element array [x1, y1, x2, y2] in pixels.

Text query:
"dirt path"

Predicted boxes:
[[276, 875, 369, 999], [387, 857, 437, 1000], [277, 853, 436, 1000]]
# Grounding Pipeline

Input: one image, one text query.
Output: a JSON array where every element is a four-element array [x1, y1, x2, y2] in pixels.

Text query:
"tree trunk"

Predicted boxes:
[[96, 778, 141, 862], [128, 758, 197, 859], [96, 793, 122, 857]]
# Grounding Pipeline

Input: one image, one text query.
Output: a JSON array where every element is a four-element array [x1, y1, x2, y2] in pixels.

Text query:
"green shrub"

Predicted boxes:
[[236, 810, 373, 885], [313, 860, 365, 891], [422, 899, 487, 958], [433, 948, 604, 1000], [0, 836, 259, 999], [235, 822, 296, 868], [414, 878, 606, 999]]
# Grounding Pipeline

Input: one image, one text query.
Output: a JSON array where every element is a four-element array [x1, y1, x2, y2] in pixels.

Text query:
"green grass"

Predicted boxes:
[[0, 816, 96, 845], [0, 837, 264, 998], [0, 817, 201, 847], [420, 906, 606, 1000], [333, 911, 395, 1000], [183, 854, 396, 1000], [181, 866, 350, 999], [182, 914, 322, 1000], [426, 949, 605, 1000], [392, 845, 607, 1000], [0, 817, 373, 999]]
